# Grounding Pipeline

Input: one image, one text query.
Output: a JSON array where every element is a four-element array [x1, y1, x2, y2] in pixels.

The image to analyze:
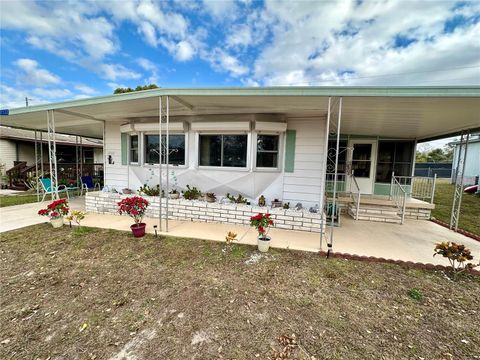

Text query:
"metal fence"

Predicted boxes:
[[414, 162, 452, 178]]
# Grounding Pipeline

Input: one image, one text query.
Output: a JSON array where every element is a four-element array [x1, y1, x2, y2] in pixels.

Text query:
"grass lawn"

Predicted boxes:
[[1, 225, 479, 359], [0, 192, 69, 207], [432, 179, 480, 235]]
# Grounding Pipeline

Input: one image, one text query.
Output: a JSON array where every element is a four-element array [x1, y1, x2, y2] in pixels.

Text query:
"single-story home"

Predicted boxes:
[[1, 86, 479, 236], [0, 126, 103, 189], [450, 134, 480, 185]]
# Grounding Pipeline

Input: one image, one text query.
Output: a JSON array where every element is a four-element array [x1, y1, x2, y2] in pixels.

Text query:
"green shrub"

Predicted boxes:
[[182, 185, 202, 200], [138, 184, 161, 196], [226, 193, 247, 204]]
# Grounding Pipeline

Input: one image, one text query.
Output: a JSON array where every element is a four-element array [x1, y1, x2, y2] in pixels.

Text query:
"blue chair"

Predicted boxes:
[[80, 176, 101, 195], [39, 178, 70, 202]]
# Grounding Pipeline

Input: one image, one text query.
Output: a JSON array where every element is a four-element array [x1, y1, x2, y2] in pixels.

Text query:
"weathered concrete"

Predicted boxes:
[[0, 197, 85, 233], [1, 197, 479, 267]]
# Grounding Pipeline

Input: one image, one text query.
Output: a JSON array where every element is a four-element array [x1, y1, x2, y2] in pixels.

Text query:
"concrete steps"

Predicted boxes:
[[347, 203, 402, 224]]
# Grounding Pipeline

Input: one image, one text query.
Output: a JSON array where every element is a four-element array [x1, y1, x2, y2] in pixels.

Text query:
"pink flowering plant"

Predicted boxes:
[[118, 196, 149, 226], [38, 199, 69, 219], [249, 213, 274, 240]]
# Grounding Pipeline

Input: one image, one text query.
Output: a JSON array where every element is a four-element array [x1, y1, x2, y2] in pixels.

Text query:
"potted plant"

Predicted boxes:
[[117, 196, 150, 237], [38, 198, 69, 228], [169, 189, 180, 199], [250, 213, 274, 252], [205, 192, 216, 203], [258, 195, 266, 207]]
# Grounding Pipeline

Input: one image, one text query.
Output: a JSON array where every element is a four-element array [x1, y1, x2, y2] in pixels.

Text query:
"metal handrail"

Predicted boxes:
[[390, 172, 407, 224], [349, 172, 361, 220], [393, 174, 437, 203]]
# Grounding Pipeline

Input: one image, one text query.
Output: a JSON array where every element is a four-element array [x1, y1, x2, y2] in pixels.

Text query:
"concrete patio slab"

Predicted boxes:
[[1, 198, 479, 267], [0, 197, 85, 233]]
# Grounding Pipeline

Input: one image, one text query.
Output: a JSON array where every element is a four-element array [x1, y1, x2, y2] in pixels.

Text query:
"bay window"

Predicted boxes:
[[199, 134, 248, 167], [144, 134, 186, 166]]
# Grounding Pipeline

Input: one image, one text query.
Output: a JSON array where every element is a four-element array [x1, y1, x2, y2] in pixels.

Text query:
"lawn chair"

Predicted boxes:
[[39, 178, 70, 202], [80, 175, 101, 196]]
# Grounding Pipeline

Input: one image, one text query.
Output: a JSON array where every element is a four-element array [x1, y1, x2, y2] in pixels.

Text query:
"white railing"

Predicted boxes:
[[393, 174, 437, 203], [325, 173, 347, 193], [348, 172, 361, 220], [390, 173, 407, 224]]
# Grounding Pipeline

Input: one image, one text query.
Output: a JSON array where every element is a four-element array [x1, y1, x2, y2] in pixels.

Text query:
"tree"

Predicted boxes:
[[415, 146, 454, 163], [113, 84, 159, 94]]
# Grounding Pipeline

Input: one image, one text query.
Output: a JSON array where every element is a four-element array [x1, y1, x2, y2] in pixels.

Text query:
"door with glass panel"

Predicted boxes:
[[347, 139, 376, 194]]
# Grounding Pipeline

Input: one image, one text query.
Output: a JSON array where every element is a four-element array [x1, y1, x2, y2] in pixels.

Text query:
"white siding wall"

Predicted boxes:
[[0, 139, 17, 169], [283, 117, 327, 208], [104, 121, 128, 189], [103, 116, 327, 207], [452, 141, 480, 180]]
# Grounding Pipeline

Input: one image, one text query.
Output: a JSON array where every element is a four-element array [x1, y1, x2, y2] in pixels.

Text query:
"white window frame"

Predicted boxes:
[[253, 132, 284, 172], [142, 131, 188, 169], [196, 131, 251, 171], [128, 133, 140, 166]]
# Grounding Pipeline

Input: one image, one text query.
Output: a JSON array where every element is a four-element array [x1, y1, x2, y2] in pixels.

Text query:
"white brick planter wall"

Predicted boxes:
[[86, 192, 326, 233]]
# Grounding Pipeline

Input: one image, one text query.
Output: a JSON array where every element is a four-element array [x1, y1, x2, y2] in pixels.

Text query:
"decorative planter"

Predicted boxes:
[[257, 236, 271, 252], [169, 192, 180, 199], [130, 223, 147, 237], [50, 217, 64, 228], [122, 188, 133, 195], [205, 196, 216, 203]]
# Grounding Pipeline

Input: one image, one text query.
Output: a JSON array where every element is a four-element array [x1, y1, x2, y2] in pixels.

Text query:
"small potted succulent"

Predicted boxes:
[[258, 195, 266, 207], [117, 196, 150, 237], [169, 189, 180, 199], [205, 192, 216, 203], [271, 198, 283, 208], [38, 198, 69, 228], [250, 213, 274, 252]]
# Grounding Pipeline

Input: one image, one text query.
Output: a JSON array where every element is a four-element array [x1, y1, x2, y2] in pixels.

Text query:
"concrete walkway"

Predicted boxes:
[[1, 198, 479, 267], [0, 197, 85, 233]]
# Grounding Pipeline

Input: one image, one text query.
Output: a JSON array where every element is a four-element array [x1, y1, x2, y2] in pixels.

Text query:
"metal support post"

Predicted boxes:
[[159, 96, 163, 232], [46, 110, 59, 199], [328, 97, 342, 255], [34, 130, 39, 202], [450, 130, 470, 231], [165, 95, 170, 232], [320, 97, 331, 251]]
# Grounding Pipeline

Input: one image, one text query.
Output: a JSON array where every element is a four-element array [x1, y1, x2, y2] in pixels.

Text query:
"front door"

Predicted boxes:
[[347, 139, 376, 194]]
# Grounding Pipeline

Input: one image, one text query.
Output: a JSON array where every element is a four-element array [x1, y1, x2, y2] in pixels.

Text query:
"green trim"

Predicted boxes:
[[121, 133, 128, 166], [4, 86, 480, 115], [284, 130, 296, 173]]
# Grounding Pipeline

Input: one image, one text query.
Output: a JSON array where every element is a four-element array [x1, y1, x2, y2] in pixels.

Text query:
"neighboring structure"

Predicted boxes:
[[450, 135, 480, 185], [0, 126, 103, 189], [414, 162, 452, 178], [1, 87, 479, 241]]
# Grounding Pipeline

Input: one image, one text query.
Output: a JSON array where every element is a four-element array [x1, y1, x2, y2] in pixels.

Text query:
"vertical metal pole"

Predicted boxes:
[[431, 173, 437, 204], [79, 137, 83, 179], [158, 96, 163, 232], [450, 131, 469, 231], [35, 130, 39, 202], [320, 97, 331, 251], [328, 97, 342, 252], [165, 96, 170, 232], [47, 110, 59, 200], [40, 131, 44, 179], [75, 136, 79, 188]]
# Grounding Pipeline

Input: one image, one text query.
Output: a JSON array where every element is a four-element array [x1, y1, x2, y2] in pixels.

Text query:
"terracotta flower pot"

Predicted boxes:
[[51, 217, 64, 228], [130, 223, 146, 237], [257, 236, 271, 252]]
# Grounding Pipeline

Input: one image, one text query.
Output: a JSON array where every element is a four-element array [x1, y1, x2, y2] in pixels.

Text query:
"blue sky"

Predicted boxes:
[[1, 0, 479, 110]]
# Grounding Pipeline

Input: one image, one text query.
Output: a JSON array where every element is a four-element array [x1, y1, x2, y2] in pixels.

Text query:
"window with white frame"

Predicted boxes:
[[144, 134, 186, 165], [130, 135, 139, 163], [199, 134, 248, 167], [256, 134, 279, 168]]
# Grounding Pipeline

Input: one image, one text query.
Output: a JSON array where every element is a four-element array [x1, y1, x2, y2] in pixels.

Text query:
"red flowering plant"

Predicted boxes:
[[117, 196, 149, 227], [37, 199, 69, 219], [250, 213, 274, 240]]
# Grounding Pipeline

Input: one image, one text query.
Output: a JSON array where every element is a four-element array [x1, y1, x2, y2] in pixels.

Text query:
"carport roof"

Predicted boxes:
[[1, 86, 479, 140]]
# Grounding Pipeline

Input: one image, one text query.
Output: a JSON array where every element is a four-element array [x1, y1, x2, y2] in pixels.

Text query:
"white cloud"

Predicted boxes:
[[175, 40, 195, 61], [207, 48, 249, 77], [99, 63, 141, 82], [14, 58, 61, 86], [202, 0, 239, 20], [74, 84, 97, 95], [249, 0, 480, 85], [32, 88, 72, 99]]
